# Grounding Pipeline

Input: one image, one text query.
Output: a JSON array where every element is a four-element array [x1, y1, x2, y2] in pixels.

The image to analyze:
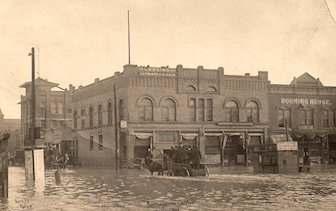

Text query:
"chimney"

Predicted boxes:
[[95, 78, 99, 83], [245, 73, 250, 76]]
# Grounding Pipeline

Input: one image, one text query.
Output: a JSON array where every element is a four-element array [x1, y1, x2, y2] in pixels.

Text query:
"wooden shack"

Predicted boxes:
[[253, 135, 299, 174]]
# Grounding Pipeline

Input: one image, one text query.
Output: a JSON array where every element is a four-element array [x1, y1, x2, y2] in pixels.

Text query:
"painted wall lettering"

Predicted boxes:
[[280, 98, 332, 105]]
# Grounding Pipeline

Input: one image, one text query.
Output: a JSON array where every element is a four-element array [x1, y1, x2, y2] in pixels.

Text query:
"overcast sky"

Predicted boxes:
[[1, 0, 336, 119]]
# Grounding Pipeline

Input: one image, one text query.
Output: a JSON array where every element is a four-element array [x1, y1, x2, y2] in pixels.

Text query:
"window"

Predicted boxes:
[[138, 98, 153, 121], [81, 107, 86, 129], [198, 99, 205, 122], [161, 98, 176, 121], [51, 102, 57, 114], [246, 101, 259, 123], [98, 104, 103, 126], [119, 99, 124, 120], [185, 85, 197, 91], [278, 108, 291, 127], [300, 108, 313, 126], [98, 135, 103, 150], [225, 100, 239, 122], [73, 111, 77, 129], [90, 135, 94, 150], [322, 110, 335, 128], [189, 98, 196, 121], [108, 101, 113, 124], [89, 106, 93, 128], [206, 99, 213, 121], [40, 101, 46, 114], [57, 102, 63, 114], [206, 86, 217, 92], [205, 136, 220, 154]]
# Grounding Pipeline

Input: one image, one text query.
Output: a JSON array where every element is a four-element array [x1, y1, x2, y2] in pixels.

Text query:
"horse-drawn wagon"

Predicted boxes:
[[145, 150, 209, 177]]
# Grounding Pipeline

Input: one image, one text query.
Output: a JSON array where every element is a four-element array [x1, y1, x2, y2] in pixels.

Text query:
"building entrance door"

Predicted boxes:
[[224, 135, 245, 166]]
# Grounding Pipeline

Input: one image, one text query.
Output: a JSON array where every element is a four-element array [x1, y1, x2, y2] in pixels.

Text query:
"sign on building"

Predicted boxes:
[[120, 120, 127, 129]]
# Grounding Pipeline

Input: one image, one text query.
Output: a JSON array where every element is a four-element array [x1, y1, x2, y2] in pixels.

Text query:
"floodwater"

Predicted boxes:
[[1, 166, 336, 210]]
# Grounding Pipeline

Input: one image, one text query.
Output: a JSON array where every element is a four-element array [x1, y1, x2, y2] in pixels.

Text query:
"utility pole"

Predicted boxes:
[[114, 83, 120, 170], [25, 47, 44, 181], [30, 47, 36, 147]]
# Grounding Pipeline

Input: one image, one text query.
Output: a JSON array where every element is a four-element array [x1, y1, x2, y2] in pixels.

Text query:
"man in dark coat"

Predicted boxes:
[[191, 145, 202, 168], [180, 146, 189, 164]]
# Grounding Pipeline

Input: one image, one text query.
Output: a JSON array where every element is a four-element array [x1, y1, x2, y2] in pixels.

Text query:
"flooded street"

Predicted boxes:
[[1, 166, 336, 210]]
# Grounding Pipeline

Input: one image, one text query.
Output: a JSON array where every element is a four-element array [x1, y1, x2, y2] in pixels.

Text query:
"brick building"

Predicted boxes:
[[269, 73, 336, 163], [19, 78, 73, 159], [19, 66, 336, 168], [70, 65, 269, 167]]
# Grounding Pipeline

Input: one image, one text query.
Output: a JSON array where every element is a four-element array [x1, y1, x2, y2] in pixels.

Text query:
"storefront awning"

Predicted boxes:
[[181, 133, 198, 141], [135, 133, 152, 140]]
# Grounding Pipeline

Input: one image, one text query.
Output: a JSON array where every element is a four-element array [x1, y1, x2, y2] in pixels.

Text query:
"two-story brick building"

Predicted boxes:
[[70, 64, 269, 168], [269, 73, 336, 164], [19, 78, 74, 161]]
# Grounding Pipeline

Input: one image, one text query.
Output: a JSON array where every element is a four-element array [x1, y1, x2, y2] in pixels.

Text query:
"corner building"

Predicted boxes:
[[70, 65, 269, 167]]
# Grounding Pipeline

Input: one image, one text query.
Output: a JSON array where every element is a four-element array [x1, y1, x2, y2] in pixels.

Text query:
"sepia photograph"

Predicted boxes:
[[1, 0, 336, 210]]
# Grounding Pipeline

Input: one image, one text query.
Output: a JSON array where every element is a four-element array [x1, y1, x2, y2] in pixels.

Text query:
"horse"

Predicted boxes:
[[145, 157, 164, 175]]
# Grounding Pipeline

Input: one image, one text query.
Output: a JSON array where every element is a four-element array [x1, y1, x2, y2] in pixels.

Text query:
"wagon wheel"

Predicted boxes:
[[167, 169, 174, 176], [204, 165, 210, 176], [182, 167, 190, 177]]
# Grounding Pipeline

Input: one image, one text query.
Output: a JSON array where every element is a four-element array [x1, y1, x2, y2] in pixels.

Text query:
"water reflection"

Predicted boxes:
[[1, 166, 336, 210]]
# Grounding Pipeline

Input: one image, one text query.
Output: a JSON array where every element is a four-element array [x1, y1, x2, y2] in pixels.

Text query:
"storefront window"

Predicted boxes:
[[205, 136, 221, 154]]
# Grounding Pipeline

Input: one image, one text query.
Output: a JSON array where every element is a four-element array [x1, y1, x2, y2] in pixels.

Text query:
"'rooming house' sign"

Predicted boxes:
[[281, 98, 332, 105]]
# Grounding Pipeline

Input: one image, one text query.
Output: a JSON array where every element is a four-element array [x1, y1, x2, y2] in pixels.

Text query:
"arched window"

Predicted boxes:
[[107, 101, 113, 124], [138, 98, 153, 121], [206, 86, 217, 92], [185, 85, 197, 91], [89, 106, 94, 127], [161, 98, 176, 121], [73, 110, 77, 129], [225, 100, 239, 122], [98, 104, 103, 126], [81, 107, 86, 129], [246, 101, 259, 123]]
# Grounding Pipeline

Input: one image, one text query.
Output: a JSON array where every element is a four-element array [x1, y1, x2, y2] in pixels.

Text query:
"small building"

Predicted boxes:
[[253, 135, 299, 173]]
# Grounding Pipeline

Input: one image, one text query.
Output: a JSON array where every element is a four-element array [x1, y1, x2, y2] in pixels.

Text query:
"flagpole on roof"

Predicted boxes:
[[128, 10, 131, 65]]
